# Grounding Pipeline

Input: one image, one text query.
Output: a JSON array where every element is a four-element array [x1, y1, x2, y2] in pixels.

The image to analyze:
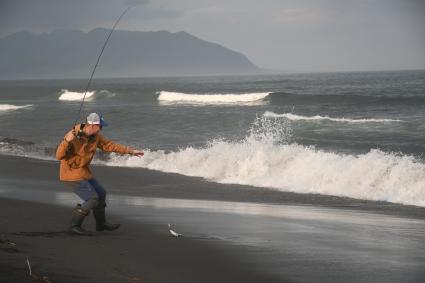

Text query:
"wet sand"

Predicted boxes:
[[1, 198, 286, 283], [1, 155, 425, 282]]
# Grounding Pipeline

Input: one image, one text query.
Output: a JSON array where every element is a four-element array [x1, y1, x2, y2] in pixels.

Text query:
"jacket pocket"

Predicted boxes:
[[67, 156, 82, 169]]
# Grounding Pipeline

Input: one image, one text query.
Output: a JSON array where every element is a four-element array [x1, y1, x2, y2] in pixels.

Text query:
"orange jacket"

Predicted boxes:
[[56, 124, 133, 181]]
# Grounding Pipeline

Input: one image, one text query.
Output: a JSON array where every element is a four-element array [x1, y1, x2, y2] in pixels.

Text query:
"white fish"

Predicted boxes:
[[26, 257, 32, 276], [168, 223, 183, 237]]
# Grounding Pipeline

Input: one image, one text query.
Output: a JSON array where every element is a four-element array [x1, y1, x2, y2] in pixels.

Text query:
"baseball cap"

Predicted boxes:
[[86, 113, 108, 127]]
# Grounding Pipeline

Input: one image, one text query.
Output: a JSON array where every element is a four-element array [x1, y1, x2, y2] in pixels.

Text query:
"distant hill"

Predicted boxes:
[[0, 28, 261, 80]]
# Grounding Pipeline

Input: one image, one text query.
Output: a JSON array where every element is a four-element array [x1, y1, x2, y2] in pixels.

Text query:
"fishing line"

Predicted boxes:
[[73, 7, 131, 126]]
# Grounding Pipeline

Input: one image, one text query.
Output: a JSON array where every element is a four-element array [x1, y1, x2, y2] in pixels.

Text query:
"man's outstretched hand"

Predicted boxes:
[[132, 150, 144, 157]]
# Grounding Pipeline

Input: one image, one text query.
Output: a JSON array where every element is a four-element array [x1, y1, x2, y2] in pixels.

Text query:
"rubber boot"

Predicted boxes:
[[68, 204, 92, 236], [93, 206, 120, 232]]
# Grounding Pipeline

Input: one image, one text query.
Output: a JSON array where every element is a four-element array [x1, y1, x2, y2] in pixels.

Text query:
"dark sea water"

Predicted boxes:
[[1, 70, 424, 206]]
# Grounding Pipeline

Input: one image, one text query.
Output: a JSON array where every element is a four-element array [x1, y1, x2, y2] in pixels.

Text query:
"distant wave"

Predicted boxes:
[[0, 104, 33, 112], [58, 89, 96, 101], [157, 91, 271, 104], [264, 111, 404, 123], [58, 89, 115, 101]]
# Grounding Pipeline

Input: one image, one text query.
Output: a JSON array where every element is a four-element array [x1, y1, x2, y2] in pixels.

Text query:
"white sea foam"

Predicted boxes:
[[0, 104, 33, 112], [157, 91, 270, 104], [264, 111, 404, 123], [58, 89, 96, 101], [105, 116, 425, 207], [107, 142, 425, 207]]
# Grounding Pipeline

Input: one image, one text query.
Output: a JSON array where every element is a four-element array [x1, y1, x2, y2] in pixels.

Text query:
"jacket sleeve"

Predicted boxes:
[[97, 135, 133, 155], [56, 139, 71, 160]]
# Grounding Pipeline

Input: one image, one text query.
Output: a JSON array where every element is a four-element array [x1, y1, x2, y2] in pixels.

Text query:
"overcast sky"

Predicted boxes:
[[1, 0, 424, 72]]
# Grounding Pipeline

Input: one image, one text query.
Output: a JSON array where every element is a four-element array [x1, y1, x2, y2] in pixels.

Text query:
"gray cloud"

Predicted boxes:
[[0, 0, 149, 34], [125, 0, 149, 6]]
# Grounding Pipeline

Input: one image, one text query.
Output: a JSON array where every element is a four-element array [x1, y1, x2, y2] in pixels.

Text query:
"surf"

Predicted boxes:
[[0, 104, 33, 112], [108, 141, 425, 207], [1, 112, 423, 207], [105, 115, 425, 207]]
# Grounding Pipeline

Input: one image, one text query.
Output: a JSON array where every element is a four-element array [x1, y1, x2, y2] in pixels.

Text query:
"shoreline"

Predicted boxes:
[[1, 154, 424, 220]]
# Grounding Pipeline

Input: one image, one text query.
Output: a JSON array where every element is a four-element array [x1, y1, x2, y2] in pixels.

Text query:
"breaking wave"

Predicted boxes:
[[105, 115, 425, 207], [0, 137, 54, 160], [264, 111, 404, 123], [157, 91, 270, 104], [0, 104, 33, 112]]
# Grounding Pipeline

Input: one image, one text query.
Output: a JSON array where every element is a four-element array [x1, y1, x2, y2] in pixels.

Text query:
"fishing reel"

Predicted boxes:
[[73, 124, 86, 139]]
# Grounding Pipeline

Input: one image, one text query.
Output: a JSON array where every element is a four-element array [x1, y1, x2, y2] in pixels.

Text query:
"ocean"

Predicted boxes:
[[1, 70, 424, 207]]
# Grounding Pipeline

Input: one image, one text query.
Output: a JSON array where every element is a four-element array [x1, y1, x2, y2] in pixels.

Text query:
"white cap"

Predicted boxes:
[[86, 113, 108, 127]]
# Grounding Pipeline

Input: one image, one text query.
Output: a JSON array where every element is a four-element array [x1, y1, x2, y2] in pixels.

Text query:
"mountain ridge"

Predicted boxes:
[[0, 28, 261, 80]]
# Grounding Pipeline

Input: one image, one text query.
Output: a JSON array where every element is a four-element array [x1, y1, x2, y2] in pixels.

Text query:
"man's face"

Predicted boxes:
[[86, 124, 101, 136]]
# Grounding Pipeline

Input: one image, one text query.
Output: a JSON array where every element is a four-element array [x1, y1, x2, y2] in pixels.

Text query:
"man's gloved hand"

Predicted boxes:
[[132, 150, 144, 157], [64, 130, 76, 142]]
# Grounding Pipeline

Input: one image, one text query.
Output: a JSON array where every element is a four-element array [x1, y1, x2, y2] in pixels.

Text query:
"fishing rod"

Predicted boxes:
[[73, 7, 131, 127]]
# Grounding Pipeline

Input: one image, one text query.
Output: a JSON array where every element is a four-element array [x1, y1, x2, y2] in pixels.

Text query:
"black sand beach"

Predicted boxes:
[[1, 198, 286, 283], [1, 156, 286, 283], [1, 155, 425, 282]]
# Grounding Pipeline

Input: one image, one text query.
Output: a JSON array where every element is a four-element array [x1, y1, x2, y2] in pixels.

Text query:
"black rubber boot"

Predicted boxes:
[[68, 204, 92, 236], [93, 206, 120, 232]]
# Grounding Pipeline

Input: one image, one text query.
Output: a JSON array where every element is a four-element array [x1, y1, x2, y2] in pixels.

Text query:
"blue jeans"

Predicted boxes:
[[66, 178, 107, 210]]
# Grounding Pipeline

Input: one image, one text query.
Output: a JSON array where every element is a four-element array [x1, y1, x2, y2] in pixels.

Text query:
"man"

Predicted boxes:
[[55, 113, 144, 235]]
